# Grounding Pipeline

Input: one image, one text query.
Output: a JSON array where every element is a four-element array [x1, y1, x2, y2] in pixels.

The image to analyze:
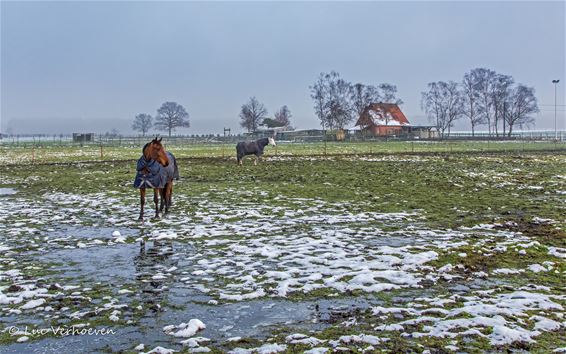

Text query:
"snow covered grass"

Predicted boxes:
[[0, 152, 564, 352]]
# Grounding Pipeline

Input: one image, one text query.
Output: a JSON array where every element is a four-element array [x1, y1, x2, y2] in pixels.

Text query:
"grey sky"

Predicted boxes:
[[1, 1, 564, 135]]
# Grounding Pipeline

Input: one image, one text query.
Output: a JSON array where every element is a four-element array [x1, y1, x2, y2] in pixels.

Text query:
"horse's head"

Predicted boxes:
[[268, 137, 276, 146], [143, 137, 169, 167]]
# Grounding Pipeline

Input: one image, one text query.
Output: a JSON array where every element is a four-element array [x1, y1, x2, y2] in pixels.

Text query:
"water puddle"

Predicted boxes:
[[42, 240, 194, 283], [0, 296, 377, 353], [0, 188, 17, 196]]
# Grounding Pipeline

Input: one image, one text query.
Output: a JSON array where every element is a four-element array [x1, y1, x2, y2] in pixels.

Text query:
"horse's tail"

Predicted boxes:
[[173, 156, 180, 180]]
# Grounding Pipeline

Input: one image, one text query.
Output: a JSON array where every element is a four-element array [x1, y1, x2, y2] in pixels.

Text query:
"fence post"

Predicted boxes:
[[32, 147, 35, 163], [100, 144, 104, 159]]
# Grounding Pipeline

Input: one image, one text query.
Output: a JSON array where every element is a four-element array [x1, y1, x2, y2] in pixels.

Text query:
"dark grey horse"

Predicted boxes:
[[236, 137, 276, 165]]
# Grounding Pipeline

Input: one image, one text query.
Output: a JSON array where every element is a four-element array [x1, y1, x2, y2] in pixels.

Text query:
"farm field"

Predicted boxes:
[[0, 146, 565, 353], [0, 140, 564, 164]]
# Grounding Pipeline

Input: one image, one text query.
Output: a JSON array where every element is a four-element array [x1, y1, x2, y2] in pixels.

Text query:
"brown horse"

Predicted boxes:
[[135, 138, 179, 221]]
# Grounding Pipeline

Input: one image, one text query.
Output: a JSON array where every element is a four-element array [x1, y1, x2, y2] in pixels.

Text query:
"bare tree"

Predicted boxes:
[[505, 84, 538, 136], [310, 71, 353, 130], [443, 81, 464, 137], [422, 82, 445, 137], [328, 74, 353, 129], [155, 102, 190, 137], [421, 81, 463, 138], [379, 83, 404, 105], [274, 105, 292, 128], [461, 71, 485, 136], [492, 74, 514, 136], [472, 68, 498, 137], [239, 97, 268, 132], [132, 113, 153, 137], [351, 83, 381, 117], [310, 73, 331, 129]]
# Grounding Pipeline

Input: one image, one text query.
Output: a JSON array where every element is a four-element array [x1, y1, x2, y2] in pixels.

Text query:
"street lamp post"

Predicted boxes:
[[552, 79, 560, 140]]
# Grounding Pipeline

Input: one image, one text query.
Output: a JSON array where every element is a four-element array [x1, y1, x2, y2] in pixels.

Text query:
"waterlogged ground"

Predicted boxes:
[[0, 152, 565, 353]]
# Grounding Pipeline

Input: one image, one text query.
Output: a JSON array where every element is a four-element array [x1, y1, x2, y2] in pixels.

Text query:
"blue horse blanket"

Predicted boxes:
[[133, 152, 179, 189]]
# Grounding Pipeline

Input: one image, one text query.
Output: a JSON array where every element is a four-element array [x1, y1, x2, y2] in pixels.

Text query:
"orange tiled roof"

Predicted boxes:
[[355, 103, 410, 127]]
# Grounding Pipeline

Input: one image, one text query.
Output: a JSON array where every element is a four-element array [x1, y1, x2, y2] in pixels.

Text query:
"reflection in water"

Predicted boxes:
[[134, 235, 179, 314]]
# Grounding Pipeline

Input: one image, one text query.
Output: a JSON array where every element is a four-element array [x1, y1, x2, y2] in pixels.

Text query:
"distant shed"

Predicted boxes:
[[72, 133, 95, 142]]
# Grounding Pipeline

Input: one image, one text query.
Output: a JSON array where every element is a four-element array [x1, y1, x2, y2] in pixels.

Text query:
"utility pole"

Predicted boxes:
[[222, 128, 231, 158], [503, 102, 507, 138], [552, 80, 560, 140]]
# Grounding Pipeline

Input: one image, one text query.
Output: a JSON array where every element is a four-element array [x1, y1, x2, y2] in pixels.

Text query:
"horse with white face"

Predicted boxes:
[[236, 137, 276, 165]]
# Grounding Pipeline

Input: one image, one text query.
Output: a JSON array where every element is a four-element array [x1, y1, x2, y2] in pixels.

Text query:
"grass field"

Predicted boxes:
[[0, 140, 564, 165], [0, 146, 565, 353]]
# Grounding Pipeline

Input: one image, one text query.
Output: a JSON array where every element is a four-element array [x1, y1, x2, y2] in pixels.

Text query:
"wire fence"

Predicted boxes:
[[0, 129, 564, 147], [0, 139, 564, 166]]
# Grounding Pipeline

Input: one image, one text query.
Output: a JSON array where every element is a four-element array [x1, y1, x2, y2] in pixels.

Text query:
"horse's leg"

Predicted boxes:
[[153, 188, 160, 219], [167, 181, 173, 211], [163, 182, 171, 214], [254, 154, 258, 166], [162, 182, 169, 214], [139, 188, 146, 221], [159, 188, 165, 212]]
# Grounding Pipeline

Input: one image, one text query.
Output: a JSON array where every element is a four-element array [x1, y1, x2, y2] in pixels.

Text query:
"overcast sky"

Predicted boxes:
[[1, 1, 564, 135]]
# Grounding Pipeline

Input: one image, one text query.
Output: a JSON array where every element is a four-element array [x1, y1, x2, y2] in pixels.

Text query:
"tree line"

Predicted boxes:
[[132, 101, 190, 137], [133, 99, 294, 136], [309, 71, 403, 130], [421, 68, 539, 138], [238, 98, 293, 132], [133, 68, 539, 138]]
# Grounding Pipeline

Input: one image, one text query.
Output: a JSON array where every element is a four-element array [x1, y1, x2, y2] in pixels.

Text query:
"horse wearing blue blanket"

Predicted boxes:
[[134, 137, 179, 221], [236, 137, 276, 165]]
